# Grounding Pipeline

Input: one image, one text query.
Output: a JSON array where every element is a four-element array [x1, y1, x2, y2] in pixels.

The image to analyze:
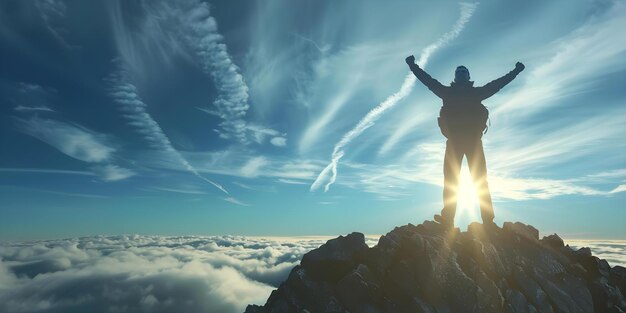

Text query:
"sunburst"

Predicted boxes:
[[456, 166, 480, 222]]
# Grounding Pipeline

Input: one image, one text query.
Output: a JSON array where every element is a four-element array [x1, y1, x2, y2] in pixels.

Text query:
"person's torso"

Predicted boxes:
[[438, 83, 488, 137]]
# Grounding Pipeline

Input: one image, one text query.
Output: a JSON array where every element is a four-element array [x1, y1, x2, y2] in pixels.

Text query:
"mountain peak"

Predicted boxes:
[[245, 221, 626, 313]]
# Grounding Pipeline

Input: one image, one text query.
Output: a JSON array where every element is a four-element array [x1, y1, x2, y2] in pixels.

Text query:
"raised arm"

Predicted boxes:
[[405, 55, 445, 98], [478, 62, 525, 100]]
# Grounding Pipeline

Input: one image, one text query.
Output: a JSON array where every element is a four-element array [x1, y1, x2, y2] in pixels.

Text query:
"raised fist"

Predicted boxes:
[[405, 55, 416, 65], [515, 62, 525, 71]]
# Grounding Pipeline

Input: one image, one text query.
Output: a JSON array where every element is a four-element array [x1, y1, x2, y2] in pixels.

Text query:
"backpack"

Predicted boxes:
[[438, 104, 489, 138]]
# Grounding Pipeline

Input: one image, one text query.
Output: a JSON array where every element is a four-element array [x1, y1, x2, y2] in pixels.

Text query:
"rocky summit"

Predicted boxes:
[[245, 221, 626, 313]]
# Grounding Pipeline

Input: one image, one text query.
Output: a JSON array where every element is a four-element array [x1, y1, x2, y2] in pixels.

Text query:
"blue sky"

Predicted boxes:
[[1, 0, 625, 240]]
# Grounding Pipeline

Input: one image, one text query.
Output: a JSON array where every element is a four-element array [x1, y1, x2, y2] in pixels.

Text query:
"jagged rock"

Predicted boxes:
[[511, 266, 554, 313], [335, 264, 382, 313], [541, 234, 564, 248], [573, 247, 592, 257], [505, 289, 535, 313], [589, 278, 626, 313], [244, 305, 264, 313], [503, 222, 539, 242], [611, 266, 626, 298], [245, 221, 626, 313], [301, 232, 369, 281]]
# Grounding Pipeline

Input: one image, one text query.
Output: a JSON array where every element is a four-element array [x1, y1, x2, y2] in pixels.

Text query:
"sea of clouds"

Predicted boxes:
[[0, 235, 377, 313], [0, 235, 623, 313]]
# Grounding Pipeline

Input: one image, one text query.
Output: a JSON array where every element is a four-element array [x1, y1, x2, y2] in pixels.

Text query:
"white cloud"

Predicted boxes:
[[10, 83, 58, 115], [148, 185, 208, 195], [107, 65, 228, 194], [136, 147, 323, 183], [276, 178, 308, 185], [14, 105, 54, 112], [240, 156, 268, 178], [108, 0, 284, 147], [34, 0, 74, 49], [245, 124, 287, 146], [0, 236, 280, 313], [0, 185, 107, 199], [224, 197, 250, 206], [270, 136, 287, 147], [15, 116, 115, 163], [12, 83, 136, 183], [377, 109, 431, 156], [493, 1, 626, 118], [0, 168, 93, 176], [298, 78, 362, 153], [488, 176, 604, 201], [232, 182, 276, 193], [91, 165, 136, 182], [568, 240, 626, 268], [610, 185, 626, 194], [1, 235, 348, 312], [270, 161, 321, 180], [108, 0, 193, 79], [310, 138, 622, 201], [587, 169, 626, 179], [178, 1, 250, 143]]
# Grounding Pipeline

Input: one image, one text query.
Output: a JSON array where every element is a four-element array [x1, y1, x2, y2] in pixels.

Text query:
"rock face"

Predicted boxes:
[[245, 221, 626, 313]]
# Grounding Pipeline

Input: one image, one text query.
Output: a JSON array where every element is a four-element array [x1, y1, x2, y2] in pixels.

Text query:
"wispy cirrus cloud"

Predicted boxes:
[[14, 116, 137, 182], [14, 105, 54, 112], [245, 124, 287, 147], [0, 185, 108, 199], [610, 185, 626, 194], [15, 116, 116, 163], [34, 0, 74, 49], [11, 83, 56, 113], [11, 80, 136, 183], [270, 136, 287, 147], [492, 1, 626, 118], [135, 148, 322, 184], [91, 164, 136, 182], [106, 65, 228, 194], [224, 196, 250, 207], [335, 157, 621, 202], [486, 108, 626, 175], [175, 0, 250, 143], [0, 168, 93, 176], [311, 2, 479, 192], [240, 156, 269, 178], [108, 0, 286, 147], [276, 179, 309, 185]]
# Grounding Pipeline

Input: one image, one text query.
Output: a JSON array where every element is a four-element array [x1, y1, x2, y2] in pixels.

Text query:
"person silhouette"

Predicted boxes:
[[405, 55, 525, 228]]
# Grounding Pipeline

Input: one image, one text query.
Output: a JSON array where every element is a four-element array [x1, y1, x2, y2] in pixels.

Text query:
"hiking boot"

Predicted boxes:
[[434, 214, 454, 229]]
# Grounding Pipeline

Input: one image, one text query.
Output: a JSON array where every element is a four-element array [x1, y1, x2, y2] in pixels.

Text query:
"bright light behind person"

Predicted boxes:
[[456, 166, 481, 223]]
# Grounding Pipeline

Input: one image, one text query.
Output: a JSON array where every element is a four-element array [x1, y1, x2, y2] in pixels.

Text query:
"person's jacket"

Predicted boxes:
[[409, 63, 522, 138]]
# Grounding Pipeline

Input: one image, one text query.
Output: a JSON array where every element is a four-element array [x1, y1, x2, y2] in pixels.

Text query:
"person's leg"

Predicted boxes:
[[442, 139, 464, 224], [466, 138, 495, 223]]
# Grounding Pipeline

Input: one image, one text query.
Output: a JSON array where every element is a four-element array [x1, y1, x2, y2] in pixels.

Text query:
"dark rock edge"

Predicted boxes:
[[245, 221, 626, 313]]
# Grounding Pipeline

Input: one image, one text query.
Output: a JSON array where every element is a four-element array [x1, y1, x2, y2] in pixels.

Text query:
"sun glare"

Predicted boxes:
[[456, 166, 480, 222]]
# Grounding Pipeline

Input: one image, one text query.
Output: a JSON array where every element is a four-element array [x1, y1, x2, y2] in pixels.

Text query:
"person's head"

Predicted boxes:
[[454, 65, 470, 83]]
